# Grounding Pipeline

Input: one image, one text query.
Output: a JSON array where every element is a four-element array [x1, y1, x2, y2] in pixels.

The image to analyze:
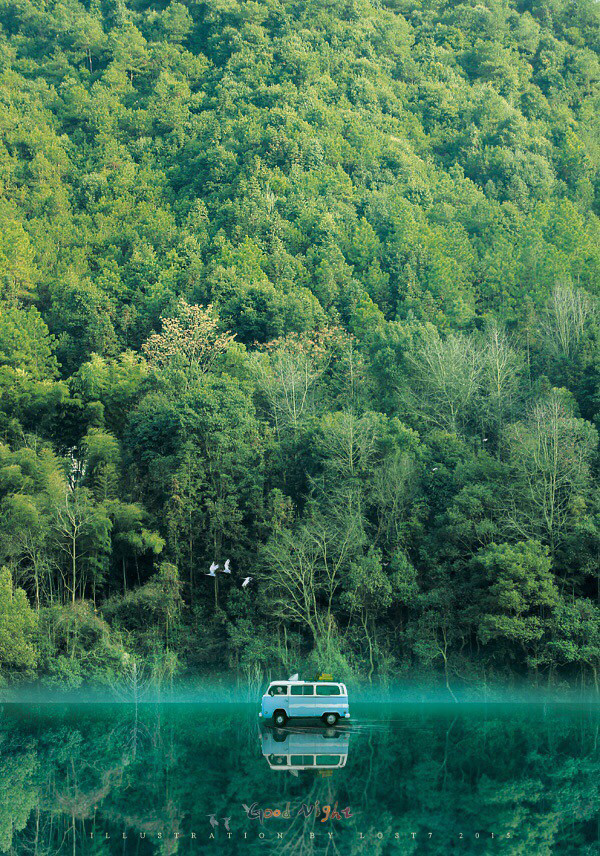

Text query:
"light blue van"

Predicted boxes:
[[259, 678, 350, 726]]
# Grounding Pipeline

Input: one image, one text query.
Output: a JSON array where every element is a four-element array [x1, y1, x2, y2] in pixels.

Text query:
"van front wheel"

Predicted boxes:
[[273, 710, 287, 727], [323, 713, 338, 726]]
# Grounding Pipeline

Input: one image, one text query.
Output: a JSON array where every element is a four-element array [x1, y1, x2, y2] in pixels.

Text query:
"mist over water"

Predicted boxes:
[[0, 700, 597, 854], [2, 674, 600, 705]]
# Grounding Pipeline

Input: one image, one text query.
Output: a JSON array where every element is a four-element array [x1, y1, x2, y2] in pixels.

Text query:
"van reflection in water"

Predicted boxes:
[[261, 724, 350, 774]]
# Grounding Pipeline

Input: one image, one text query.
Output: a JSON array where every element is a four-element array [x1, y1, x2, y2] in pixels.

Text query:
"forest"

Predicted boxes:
[[1, 0, 600, 693]]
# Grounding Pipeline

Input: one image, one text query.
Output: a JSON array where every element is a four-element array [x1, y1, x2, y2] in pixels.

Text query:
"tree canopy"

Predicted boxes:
[[1, 0, 600, 690]]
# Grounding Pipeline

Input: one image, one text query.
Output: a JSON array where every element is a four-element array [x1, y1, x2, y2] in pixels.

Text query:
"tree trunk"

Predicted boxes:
[[71, 533, 76, 604]]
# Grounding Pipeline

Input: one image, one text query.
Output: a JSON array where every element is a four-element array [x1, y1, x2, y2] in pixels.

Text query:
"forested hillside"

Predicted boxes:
[[1, 0, 600, 692]]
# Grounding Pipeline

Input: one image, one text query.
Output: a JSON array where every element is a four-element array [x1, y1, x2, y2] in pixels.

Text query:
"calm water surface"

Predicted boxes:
[[0, 702, 598, 854]]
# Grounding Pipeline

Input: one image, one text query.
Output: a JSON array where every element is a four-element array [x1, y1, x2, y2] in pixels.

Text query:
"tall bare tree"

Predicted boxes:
[[261, 509, 364, 648], [540, 282, 596, 360], [51, 488, 110, 603], [503, 391, 597, 553], [479, 319, 523, 440], [406, 325, 481, 435]]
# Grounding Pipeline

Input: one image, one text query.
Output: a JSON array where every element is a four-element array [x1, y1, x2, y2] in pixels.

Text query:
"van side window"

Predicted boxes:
[[290, 685, 303, 695], [316, 685, 340, 696], [316, 755, 341, 765], [269, 685, 288, 696], [303, 685, 315, 695]]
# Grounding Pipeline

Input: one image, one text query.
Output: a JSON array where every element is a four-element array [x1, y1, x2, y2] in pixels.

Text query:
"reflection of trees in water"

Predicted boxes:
[[0, 734, 38, 853], [269, 775, 349, 856], [0, 706, 597, 854]]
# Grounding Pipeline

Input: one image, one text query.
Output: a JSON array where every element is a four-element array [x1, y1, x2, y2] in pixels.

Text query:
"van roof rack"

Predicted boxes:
[[316, 673, 334, 681]]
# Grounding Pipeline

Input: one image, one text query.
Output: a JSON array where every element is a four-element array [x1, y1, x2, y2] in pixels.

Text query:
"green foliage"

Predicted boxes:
[[469, 540, 559, 652], [0, 0, 600, 688], [0, 567, 37, 680], [37, 601, 126, 688]]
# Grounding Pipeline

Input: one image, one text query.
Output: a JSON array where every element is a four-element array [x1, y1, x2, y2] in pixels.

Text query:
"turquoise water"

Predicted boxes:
[[0, 703, 597, 854]]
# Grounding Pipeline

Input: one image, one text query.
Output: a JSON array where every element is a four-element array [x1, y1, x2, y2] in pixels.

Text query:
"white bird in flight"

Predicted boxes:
[[242, 576, 252, 588], [206, 562, 219, 577], [223, 559, 231, 573]]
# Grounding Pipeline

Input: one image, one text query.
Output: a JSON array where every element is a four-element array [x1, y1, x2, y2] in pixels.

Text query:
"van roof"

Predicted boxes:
[[268, 680, 344, 685]]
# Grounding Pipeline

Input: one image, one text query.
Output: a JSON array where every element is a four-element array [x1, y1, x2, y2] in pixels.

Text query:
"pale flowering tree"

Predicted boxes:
[[142, 299, 235, 390]]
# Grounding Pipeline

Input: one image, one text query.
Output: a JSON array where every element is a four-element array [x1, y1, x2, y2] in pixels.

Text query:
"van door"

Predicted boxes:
[[267, 684, 289, 716], [289, 684, 314, 717], [289, 684, 303, 716], [300, 684, 315, 716]]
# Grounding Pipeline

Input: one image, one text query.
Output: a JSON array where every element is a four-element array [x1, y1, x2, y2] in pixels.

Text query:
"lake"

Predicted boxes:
[[0, 702, 598, 854]]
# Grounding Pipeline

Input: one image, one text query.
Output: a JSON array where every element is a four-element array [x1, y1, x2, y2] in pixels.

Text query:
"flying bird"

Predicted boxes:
[[223, 559, 231, 573], [207, 814, 219, 829], [242, 577, 252, 588], [206, 562, 219, 577], [222, 817, 231, 832]]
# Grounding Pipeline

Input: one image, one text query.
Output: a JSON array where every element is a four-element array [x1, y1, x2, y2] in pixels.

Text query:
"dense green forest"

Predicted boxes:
[[1, 0, 600, 692]]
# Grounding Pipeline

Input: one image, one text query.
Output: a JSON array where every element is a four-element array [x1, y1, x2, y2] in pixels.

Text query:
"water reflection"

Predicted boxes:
[[0, 703, 597, 853], [261, 724, 350, 774]]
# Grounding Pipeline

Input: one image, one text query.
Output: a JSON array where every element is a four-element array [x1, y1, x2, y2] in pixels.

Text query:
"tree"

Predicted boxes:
[[158, 2, 193, 44], [107, 500, 164, 595], [0, 304, 58, 381], [261, 507, 364, 652], [409, 587, 461, 702], [503, 391, 597, 552], [478, 320, 523, 442], [51, 487, 111, 604], [0, 567, 37, 680], [468, 540, 559, 665], [543, 599, 600, 691], [105, 562, 183, 656], [0, 493, 52, 610], [142, 299, 235, 392], [252, 335, 325, 440], [341, 546, 393, 680], [313, 409, 382, 518], [81, 428, 121, 502], [406, 325, 481, 435], [540, 282, 596, 361]]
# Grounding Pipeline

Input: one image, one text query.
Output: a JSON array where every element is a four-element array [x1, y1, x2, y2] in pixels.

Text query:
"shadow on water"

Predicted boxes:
[[0, 702, 598, 854]]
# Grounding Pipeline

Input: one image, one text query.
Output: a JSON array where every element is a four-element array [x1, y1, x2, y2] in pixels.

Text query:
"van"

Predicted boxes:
[[261, 725, 349, 773], [259, 678, 350, 726]]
